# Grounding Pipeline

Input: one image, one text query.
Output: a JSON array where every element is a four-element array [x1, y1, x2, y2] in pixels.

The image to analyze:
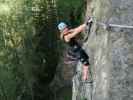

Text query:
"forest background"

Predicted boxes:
[[0, 0, 85, 100]]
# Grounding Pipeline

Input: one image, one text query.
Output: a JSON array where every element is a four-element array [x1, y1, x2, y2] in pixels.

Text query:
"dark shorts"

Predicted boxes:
[[68, 48, 90, 66]]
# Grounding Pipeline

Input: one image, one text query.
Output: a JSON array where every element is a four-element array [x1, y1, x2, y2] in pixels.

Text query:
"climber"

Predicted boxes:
[[57, 18, 92, 81]]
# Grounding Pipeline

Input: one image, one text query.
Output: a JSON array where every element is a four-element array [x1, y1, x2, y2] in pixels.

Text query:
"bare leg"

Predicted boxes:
[[82, 65, 89, 81]]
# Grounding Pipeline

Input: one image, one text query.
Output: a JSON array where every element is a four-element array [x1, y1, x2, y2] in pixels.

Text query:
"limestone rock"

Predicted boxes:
[[72, 0, 133, 100]]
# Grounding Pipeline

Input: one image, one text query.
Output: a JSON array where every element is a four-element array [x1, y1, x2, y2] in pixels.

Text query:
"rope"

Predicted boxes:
[[97, 22, 133, 29], [86, 16, 133, 30]]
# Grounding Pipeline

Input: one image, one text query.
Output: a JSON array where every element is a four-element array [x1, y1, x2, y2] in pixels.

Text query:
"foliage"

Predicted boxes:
[[57, 0, 85, 27], [0, 0, 85, 100], [0, 0, 38, 99]]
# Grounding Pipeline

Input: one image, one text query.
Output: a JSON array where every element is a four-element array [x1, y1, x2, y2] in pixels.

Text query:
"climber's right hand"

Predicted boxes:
[[86, 16, 93, 25]]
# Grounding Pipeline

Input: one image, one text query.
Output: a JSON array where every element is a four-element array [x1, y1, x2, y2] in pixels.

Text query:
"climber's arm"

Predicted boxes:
[[64, 24, 86, 42], [69, 24, 86, 38]]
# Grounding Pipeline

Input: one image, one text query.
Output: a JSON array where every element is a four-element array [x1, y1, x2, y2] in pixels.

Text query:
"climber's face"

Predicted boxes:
[[62, 27, 69, 34], [59, 27, 70, 39]]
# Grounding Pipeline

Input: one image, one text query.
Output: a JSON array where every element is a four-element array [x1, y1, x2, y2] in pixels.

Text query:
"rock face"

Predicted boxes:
[[72, 0, 133, 100]]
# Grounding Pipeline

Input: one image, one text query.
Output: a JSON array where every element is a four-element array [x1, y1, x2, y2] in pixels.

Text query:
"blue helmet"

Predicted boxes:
[[57, 22, 67, 32]]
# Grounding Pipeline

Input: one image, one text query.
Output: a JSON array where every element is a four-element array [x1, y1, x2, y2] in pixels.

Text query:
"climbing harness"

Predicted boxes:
[[64, 54, 78, 64]]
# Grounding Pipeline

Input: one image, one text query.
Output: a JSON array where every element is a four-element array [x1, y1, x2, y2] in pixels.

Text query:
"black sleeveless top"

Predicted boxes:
[[61, 32, 89, 65], [67, 38, 81, 53], [61, 31, 81, 53]]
